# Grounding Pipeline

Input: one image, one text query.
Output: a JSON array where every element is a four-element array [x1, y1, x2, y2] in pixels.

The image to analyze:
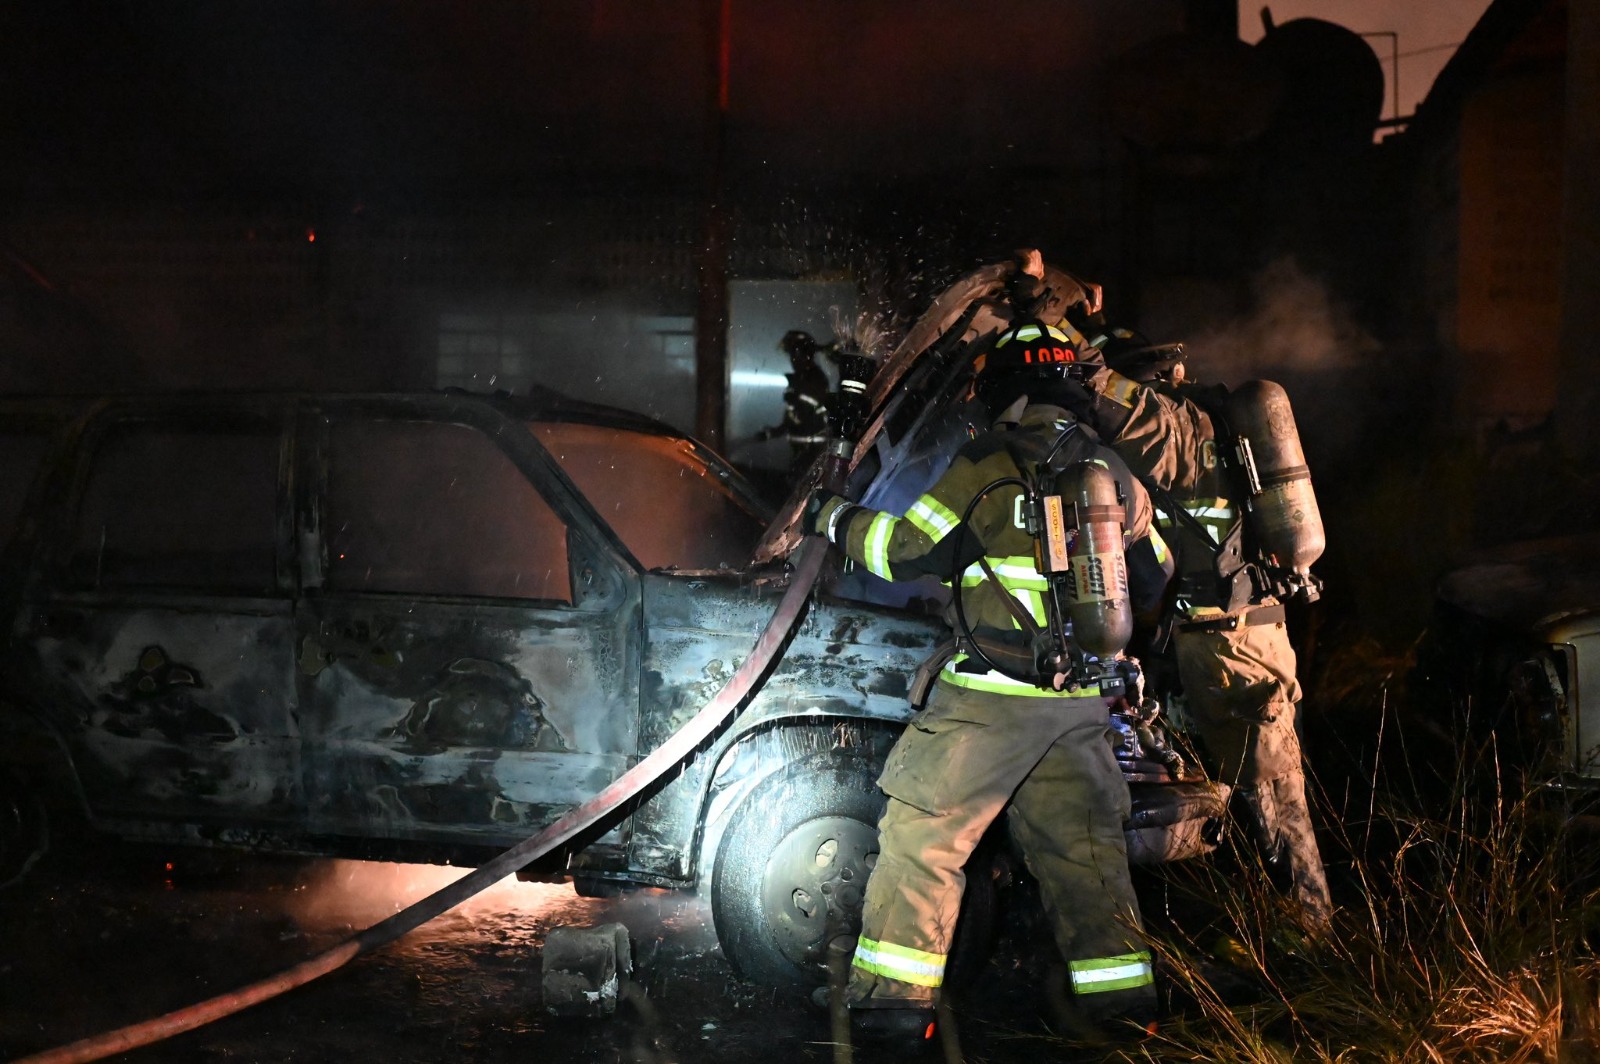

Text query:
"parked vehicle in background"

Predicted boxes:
[[1415, 534, 1600, 797]]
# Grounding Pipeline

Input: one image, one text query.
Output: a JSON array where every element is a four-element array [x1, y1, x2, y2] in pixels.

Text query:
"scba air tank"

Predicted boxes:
[[1044, 461, 1132, 660], [1226, 380, 1326, 579]]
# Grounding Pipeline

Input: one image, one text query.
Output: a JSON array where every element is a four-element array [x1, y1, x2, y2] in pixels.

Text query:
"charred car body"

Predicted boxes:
[[0, 358, 1225, 989], [1416, 534, 1600, 798]]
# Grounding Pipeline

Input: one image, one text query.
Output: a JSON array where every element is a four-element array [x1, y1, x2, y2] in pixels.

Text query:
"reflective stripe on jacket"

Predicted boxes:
[[830, 404, 1171, 684]]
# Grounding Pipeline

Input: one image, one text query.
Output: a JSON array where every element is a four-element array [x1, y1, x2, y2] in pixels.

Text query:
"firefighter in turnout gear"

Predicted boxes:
[[806, 317, 1175, 1040], [757, 329, 833, 476], [1063, 314, 1335, 938]]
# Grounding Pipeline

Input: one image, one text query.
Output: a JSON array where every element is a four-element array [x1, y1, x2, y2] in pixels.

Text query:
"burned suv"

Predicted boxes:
[[0, 382, 1224, 991], [0, 391, 945, 982]]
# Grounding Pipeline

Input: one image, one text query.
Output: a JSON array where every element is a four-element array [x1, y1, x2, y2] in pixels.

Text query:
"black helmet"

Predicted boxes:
[[1086, 325, 1185, 382], [971, 318, 1092, 413], [779, 330, 819, 362]]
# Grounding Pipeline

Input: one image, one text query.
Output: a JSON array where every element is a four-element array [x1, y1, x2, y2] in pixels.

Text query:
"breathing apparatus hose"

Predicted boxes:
[[13, 533, 836, 1064], [950, 427, 1090, 685], [950, 476, 1039, 684]]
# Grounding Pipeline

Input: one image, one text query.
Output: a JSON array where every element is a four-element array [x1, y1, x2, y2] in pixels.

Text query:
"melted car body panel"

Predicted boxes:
[[295, 594, 639, 845], [623, 571, 942, 879], [22, 600, 302, 823]]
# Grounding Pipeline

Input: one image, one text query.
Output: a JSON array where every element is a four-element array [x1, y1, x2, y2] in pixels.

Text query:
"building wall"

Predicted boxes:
[[1456, 61, 1565, 424]]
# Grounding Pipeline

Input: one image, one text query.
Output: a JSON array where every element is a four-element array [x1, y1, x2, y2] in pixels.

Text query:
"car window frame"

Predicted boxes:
[[526, 417, 772, 574], [298, 395, 635, 610], [40, 397, 297, 602], [0, 400, 83, 576]]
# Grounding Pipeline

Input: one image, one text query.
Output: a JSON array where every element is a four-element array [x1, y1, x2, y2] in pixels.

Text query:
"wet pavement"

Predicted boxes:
[[0, 846, 1095, 1064]]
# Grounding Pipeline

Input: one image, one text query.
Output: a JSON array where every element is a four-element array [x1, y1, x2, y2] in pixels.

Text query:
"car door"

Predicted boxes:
[[15, 399, 303, 828], [294, 397, 640, 847]]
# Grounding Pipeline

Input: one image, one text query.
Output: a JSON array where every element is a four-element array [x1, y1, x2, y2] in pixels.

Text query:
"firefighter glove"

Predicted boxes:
[[805, 489, 851, 541]]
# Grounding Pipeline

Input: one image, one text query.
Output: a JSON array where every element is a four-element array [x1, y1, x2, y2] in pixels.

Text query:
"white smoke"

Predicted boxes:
[[1181, 257, 1381, 384]]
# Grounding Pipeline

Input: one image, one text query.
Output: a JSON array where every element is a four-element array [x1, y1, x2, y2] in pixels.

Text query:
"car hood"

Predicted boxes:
[[753, 263, 1090, 565]]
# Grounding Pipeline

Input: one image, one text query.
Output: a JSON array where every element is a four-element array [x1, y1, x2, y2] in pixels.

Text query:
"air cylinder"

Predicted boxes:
[[1226, 380, 1325, 577], [1047, 461, 1132, 659]]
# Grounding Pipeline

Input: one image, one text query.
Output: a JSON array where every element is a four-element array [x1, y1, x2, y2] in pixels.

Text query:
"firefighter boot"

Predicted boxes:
[[848, 998, 939, 1047], [1040, 963, 1160, 1046]]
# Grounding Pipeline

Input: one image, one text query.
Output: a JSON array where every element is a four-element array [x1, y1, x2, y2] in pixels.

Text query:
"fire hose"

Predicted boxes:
[[14, 533, 834, 1064]]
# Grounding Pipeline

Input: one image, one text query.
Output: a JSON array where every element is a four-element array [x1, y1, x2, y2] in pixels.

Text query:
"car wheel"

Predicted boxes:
[[710, 753, 997, 991], [0, 770, 48, 889]]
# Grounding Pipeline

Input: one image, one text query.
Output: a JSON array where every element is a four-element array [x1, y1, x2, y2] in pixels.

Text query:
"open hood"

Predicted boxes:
[[752, 262, 1091, 566]]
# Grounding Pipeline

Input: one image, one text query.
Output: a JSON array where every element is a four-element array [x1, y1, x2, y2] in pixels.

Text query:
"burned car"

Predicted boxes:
[[0, 366, 1224, 992], [1416, 533, 1600, 796], [0, 389, 943, 982]]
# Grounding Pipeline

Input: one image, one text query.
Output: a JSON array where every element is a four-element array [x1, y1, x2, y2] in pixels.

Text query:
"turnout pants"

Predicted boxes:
[[848, 676, 1155, 1018], [1174, 609, 1333, 934]]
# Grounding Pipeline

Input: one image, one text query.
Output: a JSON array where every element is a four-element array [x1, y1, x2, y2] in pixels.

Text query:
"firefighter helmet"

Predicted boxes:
[[971, 318, 1093, 413], [1087, 324, 1186, 383], [779, 330, 820, 364]]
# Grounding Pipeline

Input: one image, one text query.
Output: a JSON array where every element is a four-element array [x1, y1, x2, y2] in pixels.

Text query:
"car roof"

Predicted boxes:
[[17, 387, 774, 524], [1436, 532, 1600, 634]]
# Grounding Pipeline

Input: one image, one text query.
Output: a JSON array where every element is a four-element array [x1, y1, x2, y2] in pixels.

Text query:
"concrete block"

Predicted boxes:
[[541, 922, 632, 1018]]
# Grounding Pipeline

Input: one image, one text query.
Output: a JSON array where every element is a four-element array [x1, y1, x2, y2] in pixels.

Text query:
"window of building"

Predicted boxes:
[[325, 418, 570, 602]]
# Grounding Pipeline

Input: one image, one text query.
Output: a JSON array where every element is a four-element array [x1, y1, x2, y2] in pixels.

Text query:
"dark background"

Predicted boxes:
[[1, 0, 1594, 642]]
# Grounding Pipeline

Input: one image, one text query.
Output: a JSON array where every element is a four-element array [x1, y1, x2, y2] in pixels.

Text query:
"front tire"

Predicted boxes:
[[710, 752, 996, 991]]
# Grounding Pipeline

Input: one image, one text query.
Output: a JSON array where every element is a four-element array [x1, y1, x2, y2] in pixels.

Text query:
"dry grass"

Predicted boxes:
[[1110, 646, 1600, 1064]]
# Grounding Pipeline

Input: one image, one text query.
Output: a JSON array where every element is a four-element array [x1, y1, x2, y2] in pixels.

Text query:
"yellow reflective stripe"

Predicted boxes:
[[1103, 372, 1140, 408], [905, 495, 960, 544], [1069, 952, 1154, 994], [1054, 318, 1087, 346], [852, 937, 945, 987], [941, 656, 1104, 698], [863, 512, 896, 579], [1148, 527, 1169, 565], [1021, 587, 1046, 626], [958, 557, 1046, 590], [1002, 323, 1074, 346], [1156, 499, 1235, 544]]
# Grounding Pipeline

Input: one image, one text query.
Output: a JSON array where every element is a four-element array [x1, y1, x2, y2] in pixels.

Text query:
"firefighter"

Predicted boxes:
[[1053, 307, 1335, 938], [756, 329, 832, 476], [805, 315, 1175, 1042]]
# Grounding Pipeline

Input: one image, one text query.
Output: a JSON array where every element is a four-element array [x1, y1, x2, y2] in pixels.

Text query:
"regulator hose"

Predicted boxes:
[[13, 537, 833, 1064], [950, 475, 1038, 684]]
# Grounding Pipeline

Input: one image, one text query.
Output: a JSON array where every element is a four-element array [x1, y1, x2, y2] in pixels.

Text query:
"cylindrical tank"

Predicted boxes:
[[1254, 17, 1386, 159], [1055, 462, 1132, 659], [1226, 380, 1325, 577]]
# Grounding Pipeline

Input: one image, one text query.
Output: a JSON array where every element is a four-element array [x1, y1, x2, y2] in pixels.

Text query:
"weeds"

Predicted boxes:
[[1117, 643, 1600, 1063]]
